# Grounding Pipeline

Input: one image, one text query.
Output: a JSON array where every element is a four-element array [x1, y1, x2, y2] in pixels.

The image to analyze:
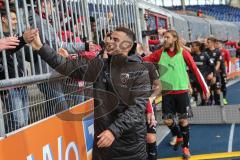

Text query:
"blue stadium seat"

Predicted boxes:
[[170, 4, 240, 22]]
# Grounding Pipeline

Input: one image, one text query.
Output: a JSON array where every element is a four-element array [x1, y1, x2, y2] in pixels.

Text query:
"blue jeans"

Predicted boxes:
[[1, 87, 29, 132]]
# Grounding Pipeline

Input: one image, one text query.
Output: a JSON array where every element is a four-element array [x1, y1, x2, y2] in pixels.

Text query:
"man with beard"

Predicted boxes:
[[143, 30, 210, 159], [30, 27, 151, 160]]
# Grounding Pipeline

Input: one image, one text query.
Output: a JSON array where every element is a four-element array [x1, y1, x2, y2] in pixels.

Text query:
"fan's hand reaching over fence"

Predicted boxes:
[[31, 33, 43, 51], [0, 37, 20, 51], [23, 28, 39, 44]]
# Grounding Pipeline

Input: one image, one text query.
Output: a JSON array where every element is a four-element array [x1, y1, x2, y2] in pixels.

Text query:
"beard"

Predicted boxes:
[[163, 42, 174, 50], [105, 43, 117, 55]]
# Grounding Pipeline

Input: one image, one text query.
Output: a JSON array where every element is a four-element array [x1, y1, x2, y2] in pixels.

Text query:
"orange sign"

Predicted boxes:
[[0, 99, 94, 160]]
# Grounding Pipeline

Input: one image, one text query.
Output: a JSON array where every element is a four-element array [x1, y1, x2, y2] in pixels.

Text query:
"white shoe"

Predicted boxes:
[[170, 136, 177, 146]]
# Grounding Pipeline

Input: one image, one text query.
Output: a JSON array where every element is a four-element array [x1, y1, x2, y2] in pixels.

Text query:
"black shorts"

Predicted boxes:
[[147, 123, 157, 134], [162, 92, 193, 119], [211, 74, 221, 90], [220, 72, 227, 85]]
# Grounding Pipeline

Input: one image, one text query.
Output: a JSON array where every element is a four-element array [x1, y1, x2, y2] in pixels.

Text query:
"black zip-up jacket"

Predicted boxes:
[[36, 44, 151, 160], [0, 34, 26, 80], [0, 33, 31, 96], [189, 51, 215, 82]]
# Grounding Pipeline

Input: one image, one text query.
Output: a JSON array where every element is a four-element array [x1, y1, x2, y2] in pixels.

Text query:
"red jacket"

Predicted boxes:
[[225, 41, 240, 50], [220, 48, 231, 73], [148, 39, 160, 45]]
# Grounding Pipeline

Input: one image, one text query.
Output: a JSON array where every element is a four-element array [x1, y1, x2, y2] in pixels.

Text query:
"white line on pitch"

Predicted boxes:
[[228, 123, 235, 152]]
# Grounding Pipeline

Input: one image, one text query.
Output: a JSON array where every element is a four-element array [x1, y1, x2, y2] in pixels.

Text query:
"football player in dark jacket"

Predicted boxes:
[[30, 27, 151, 160], [189, 41, 215, 105]]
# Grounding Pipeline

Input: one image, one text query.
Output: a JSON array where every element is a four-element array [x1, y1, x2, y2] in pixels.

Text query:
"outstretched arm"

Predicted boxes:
[[31, 33, 103, 82]]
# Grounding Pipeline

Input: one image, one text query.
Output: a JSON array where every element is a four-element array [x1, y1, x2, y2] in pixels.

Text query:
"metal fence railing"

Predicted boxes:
[[0, 0, 139, 137], [0, 76, 92, 136], [0, 0, 139, 85]]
